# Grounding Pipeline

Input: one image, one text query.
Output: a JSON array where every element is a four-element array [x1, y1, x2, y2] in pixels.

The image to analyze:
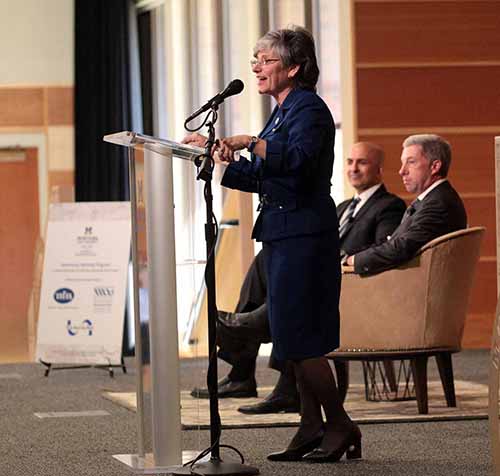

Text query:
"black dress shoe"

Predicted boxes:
[[302, 427, 362, 463], [267, 434, 323, 462], [190, 376, 257, 399], [238, 393, 300, 414], [217, 310, 271, 342]]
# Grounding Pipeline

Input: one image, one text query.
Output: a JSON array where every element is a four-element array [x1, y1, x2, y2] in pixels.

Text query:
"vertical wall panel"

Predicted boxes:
[[354, 0, 500, 347], [357, 67, 500, 129], [0, 88, 44, 127], [356, 1, 500, 63], [47, 87, 74, 126]]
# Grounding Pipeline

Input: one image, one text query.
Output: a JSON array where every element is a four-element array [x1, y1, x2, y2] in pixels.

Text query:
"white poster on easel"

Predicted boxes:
[[36, 202, 131, 365]]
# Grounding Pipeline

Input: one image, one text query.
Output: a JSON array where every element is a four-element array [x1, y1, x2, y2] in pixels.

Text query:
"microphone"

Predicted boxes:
[[185, 79, 244, 124]]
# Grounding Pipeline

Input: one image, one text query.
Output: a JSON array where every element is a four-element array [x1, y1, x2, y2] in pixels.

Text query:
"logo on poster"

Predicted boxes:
[[94, 287, 114, 297], [67, 319, 93, 336], [53, 288, 74, 304], [77, 226, 98, 244], [93, 286, 114, 314]]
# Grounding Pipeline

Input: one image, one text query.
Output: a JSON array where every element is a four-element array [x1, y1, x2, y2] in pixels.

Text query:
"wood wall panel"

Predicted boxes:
[[356, 1, 500, 63], [48, 170, 74, 189], [462, 313, 494, 348], [47, 87, 74, 125], [467, 260, 496, 314], [0, 88, 44, 127], [449, 134, 497, 194], [462, 196, 496, 257], [357, 67, 500, 128], [354, 1, 499, 348]]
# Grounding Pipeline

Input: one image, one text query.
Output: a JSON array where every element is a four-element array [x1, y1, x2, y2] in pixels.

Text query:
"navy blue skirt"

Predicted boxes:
[[263, 229, 341, 361]]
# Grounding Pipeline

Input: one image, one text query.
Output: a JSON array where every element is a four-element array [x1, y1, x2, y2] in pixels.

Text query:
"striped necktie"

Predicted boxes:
[[339, 197, 361, 239], [401, 199, 420, 223]]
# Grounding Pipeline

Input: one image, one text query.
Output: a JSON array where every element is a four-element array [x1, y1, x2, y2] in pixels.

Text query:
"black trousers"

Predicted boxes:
[[216, 250, 285, 378]]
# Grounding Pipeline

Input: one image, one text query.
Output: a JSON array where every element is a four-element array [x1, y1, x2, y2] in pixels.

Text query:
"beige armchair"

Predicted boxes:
[[328, 227, 485, 414]]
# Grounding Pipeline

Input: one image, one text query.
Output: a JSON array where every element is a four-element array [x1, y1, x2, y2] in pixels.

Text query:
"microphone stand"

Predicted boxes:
[[178, 107, 259, 475]]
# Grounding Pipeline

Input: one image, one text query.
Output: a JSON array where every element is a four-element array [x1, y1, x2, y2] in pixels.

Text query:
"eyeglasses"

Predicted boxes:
[[250, 58, 280, 68]]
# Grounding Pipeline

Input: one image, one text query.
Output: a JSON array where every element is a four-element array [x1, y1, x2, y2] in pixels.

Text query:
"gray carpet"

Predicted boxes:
[[0, 350, 493, 476]]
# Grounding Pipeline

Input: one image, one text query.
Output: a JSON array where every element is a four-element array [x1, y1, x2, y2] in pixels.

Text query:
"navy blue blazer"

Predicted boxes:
[[221, 88, 337, 242]]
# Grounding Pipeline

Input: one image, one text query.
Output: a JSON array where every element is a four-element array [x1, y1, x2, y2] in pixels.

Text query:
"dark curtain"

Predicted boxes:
[[75, 0, 131, 201], [137, 10, 154, 136]]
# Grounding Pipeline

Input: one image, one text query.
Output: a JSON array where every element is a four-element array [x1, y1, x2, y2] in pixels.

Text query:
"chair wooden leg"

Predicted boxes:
[[382, 359, 398, 392], [333, 360, 349, 404], [410, 355, 429, 414], [436, 352, 456, 407]]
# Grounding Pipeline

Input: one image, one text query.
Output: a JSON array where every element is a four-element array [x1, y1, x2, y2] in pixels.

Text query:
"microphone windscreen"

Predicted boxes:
[[223, 79, 244, 98]]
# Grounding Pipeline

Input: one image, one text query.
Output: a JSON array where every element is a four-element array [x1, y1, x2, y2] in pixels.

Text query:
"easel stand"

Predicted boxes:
[[40, 358, 127, 378]]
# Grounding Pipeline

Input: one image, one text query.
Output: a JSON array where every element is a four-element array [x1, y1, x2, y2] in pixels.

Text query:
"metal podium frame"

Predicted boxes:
[[104, 131, 202, 473]]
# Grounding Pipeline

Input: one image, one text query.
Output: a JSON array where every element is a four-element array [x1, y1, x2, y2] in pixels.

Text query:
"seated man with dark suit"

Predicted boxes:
[[191, 141, 406, 413], [345, 134, 467, 274]]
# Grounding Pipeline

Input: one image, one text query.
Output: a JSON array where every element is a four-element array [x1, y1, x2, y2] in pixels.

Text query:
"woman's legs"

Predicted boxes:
[[268, 356, 361, 462], [296, 356, 361, 462], [287, 360, 323, 446], [266, 361, 323, 461]]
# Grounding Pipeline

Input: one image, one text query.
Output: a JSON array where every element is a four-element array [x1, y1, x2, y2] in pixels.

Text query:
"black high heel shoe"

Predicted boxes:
[[267, 433, 324, 462], [302, 427, 362, 463]]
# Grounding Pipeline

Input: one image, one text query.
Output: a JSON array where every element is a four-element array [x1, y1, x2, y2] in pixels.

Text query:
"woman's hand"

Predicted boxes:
[[216, 139, 237, 163], [181, 133, 207, 148], [215, 135, 252, 163], [221, 135, 252, 151]]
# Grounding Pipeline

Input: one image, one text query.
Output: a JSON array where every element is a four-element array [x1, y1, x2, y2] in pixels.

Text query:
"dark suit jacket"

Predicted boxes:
[[221, 87, 338, 242], [338, 184, 406, 256], [354, 180, 467, 275]]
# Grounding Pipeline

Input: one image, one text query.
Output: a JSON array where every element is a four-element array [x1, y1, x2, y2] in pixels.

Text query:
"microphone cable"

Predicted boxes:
[[185, 108, 217, 133]]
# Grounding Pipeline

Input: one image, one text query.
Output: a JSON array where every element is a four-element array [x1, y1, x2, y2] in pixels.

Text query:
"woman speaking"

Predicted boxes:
[[183, 26, 360, 463]]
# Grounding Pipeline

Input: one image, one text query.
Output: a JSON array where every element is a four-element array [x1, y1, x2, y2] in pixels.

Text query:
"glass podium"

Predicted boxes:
[[103, 131, 259, 476], [104, 131, 202, 473]]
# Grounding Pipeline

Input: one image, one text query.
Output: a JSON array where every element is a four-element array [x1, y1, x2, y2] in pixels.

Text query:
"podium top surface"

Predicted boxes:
[[103, 131, 203, 161]]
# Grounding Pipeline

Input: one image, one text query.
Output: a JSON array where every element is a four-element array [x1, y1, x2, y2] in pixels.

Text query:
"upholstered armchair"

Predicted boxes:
[[328, 227, 485, 414]]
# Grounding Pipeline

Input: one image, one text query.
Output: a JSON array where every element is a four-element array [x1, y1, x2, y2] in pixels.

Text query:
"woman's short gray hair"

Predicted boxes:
[[254, 26, 319, 91], [402, 134, 452, 177]]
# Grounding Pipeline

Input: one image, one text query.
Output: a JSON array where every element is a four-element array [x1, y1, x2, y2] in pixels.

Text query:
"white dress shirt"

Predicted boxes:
[[339, 183, 382, 224]]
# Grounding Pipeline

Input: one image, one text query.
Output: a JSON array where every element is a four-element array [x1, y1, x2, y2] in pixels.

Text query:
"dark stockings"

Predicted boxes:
[[292, 356, 357, 452]]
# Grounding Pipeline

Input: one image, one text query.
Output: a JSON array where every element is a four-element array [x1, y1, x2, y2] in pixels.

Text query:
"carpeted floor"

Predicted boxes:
[[0, 350, 495, 476], [103, 379, 488, 429]]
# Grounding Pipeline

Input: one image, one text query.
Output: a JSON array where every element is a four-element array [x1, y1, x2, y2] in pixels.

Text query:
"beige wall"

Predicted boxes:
[[0, 0, 75, 211], [0, 0, 74, 85]]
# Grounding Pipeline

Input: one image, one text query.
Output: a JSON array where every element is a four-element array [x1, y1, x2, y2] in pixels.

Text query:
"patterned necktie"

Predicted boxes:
[[339, 197, 361, 239], [401, 199, 420, 223]]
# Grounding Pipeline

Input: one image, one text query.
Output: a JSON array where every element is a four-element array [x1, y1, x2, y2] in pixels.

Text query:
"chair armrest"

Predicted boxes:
[[417, 226, 485, 255]]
